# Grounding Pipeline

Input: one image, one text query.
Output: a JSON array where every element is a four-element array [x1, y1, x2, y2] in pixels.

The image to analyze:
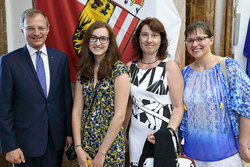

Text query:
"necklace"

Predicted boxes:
[[140, 58, 159, 64]]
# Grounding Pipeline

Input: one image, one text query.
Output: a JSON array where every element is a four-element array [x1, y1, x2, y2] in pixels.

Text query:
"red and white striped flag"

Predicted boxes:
[[108, 4, 139, 55], [36, 0, 181, 82], [72, 0, 139, 64]]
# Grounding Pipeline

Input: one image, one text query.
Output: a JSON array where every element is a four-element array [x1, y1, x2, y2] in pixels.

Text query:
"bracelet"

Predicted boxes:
[[74, 144, 82, 148], [167, 127, 175, 135]]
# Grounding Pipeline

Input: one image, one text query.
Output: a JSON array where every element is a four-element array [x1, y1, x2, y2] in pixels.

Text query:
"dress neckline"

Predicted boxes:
[[134, 58, 169, 71], [189, 61, 220, 72]]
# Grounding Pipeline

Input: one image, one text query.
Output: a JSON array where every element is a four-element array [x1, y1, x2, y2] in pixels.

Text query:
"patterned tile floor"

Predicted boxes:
[[62, 152, 78, 167]]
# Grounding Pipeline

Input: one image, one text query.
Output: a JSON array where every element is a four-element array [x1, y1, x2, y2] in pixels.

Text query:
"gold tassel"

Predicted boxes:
[[220, 101, 224, 109], [184, 104, 187, 111]]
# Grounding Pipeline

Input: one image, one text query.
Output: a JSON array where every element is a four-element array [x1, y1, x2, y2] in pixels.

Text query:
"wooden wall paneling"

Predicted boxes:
[[186, 0, 191, 26], [219, 0, 227, 57], [185, 0, 233, 65], [32, 0, 36, 7], [225, 0, 234, 57], [204, 0, 215, 33], [204, 0, 215, 53], [213, 0, 234, 57], [191, 0, 205, 23], [0, 0, 7, 56], [0, 1, 12, 166], [189, 0, 196, 23], [185, 0, 204, 65], [185, 0, 193, 65]]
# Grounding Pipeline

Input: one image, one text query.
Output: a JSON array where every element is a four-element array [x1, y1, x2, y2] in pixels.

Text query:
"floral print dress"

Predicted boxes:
[[77, 61, 128, 166]]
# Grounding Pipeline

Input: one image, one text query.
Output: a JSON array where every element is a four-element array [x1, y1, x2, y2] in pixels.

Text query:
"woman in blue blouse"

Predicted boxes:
[[179, 21, 250, 167]]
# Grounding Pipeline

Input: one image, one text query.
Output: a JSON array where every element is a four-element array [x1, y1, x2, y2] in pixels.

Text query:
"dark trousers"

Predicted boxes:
[[14, 133, 63, 167]]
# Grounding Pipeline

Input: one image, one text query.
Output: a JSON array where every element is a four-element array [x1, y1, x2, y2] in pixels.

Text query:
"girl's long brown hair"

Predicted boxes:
[[77, 21, 121, 82]]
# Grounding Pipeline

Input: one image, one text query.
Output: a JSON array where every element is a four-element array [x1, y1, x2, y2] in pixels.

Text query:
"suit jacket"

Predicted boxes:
[[0, 45, 73, 157]]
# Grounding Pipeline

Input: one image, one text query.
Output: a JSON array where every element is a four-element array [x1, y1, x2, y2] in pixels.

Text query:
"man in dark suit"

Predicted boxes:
[[0, 8, 73, 166]]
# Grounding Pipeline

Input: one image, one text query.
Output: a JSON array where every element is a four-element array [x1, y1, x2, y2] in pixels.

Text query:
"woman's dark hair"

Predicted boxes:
[[77, 21, 121, 82], [131, 17, 168, 60], [185, 21, 213, 39]]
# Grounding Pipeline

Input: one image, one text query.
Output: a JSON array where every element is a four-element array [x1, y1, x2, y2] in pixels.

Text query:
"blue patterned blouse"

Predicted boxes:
[[179, 58, 250, 161]]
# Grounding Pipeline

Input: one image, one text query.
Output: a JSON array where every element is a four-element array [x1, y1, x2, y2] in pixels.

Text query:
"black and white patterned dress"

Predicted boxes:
[[128, 58, 173, 167]]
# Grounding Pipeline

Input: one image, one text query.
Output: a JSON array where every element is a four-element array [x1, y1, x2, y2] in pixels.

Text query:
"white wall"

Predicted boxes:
[[233, 0, 250, 70], [5, 0, 32, 52]]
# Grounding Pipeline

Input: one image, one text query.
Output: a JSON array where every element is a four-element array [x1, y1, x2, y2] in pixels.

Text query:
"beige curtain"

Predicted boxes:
[[174, 0, 186, 69], [174, 0, 186, 68]]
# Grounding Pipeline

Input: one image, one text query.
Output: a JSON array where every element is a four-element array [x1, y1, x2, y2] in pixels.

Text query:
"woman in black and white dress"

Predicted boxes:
[[124, 17, 184, 167]]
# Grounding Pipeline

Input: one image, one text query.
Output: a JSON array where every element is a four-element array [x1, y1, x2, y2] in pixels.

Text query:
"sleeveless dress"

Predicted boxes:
[[77, 61, 128, 166], [180, 58, 250, 166], [128, 58, 173, 167]]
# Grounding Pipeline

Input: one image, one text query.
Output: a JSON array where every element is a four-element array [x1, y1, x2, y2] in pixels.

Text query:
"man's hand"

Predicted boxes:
[[6, 148, 25, 164], [64, 136, 73, 151]]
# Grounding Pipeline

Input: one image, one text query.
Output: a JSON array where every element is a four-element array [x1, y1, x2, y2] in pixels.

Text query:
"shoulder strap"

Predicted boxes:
[[85, 80, 103, 117], [167, 127, 180, 154], [220, 57, 229, 88]]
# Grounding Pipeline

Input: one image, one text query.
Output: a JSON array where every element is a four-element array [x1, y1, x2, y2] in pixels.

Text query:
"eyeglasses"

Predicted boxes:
[[185, 36, 209, 45], [89, 35, 110, 44], [23, 26, 47, 33]]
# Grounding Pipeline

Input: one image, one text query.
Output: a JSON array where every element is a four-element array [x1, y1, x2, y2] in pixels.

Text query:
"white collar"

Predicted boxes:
[[26, 44, 48, 56]]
